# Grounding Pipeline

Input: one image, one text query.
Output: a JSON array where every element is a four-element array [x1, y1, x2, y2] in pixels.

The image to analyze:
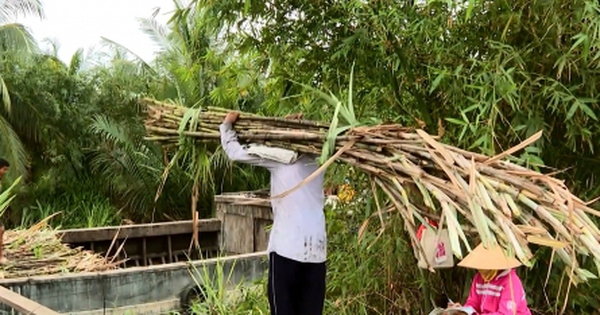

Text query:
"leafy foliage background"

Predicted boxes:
[[1, 0, 600, 313]]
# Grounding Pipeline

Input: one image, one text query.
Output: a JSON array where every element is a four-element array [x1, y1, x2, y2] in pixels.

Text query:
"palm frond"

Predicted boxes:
[[90, 115, 134, 148], [99, 37, 157, 76], [68, 48, 84, 75], [0, 23, 37, 53], [0, 0, 44, 22], [137, 17, 178, 54], [40, 37, 60, 57], [0, 114, 28, 179], [0, 175, 20, 217], [0, 74, 10, 113], [88, 114, 166, 216]]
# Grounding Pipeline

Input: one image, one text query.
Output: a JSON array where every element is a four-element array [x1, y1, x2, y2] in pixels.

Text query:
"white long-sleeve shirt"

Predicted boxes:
[[219, 123, 327, 263]]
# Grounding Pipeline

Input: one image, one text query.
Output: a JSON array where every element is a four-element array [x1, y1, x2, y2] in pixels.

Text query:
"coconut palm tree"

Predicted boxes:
[[0, 0, 44, 180]]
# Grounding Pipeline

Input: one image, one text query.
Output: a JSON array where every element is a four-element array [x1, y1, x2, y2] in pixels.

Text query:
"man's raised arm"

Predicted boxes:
[[219, 112, 280, 170]]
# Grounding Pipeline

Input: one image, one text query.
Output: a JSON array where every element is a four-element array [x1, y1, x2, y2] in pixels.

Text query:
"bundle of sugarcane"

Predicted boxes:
[[143, 97, 600, 283], [0, 226, 121, 278]]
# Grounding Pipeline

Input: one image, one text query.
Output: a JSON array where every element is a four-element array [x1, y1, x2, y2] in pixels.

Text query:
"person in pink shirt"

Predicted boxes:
[[446, 243, 532, 315]]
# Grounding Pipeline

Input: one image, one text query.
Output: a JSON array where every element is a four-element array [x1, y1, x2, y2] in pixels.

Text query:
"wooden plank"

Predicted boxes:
[[120, 247, 219, 263], [167, 235, 173, 263], [217, 203, 273, 220], [254, 219, 272, 252], [0, 285, 61, 315], [221, 213, 254, 254], [142, 237, 147, 267], [58, 219, 221, 243], [216, 190, 270, 198], [215, 193, 274, 255], [214, 191, 272, 208]]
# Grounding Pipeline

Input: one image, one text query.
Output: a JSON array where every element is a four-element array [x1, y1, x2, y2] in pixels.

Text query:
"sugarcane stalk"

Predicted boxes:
[[141, 97, 600, 282], [1, 227, 119, 278]]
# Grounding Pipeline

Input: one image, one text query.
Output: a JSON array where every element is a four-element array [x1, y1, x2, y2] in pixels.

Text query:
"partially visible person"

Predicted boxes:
[[0, 158, 9, 264], [0, 158, 8, 180], [445, 243, 532, 315], [219, 111, 328, 315]]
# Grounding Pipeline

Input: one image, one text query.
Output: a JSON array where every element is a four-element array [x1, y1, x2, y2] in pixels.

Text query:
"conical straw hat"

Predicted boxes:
[[457, 243, 522, 270]]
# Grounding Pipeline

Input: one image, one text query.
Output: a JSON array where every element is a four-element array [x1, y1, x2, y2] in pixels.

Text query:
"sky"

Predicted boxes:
[[15, 0, 176, 63]]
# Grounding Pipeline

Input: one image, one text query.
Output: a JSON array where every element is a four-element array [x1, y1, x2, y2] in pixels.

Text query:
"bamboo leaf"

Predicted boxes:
[[569, 33, 588, 52], [566, 102, 579, 120], [445, 118, 466, 126], [579, 103, 598, 120]]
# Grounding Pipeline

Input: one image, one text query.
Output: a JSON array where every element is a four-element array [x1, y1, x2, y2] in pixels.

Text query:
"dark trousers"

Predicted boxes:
[[267, 252, 326, 315]]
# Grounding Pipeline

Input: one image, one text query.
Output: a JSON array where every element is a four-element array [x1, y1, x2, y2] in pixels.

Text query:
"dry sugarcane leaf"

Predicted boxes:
[[415, 129, 455, 165], [516, 225, 547, 235], [527, 235, 569, 249], [483, 130, 543, 166], [372, 177, 386, 228], [440, 202, 464, 258]]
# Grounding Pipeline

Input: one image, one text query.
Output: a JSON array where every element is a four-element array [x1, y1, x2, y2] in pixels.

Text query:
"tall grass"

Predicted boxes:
[[18, 192, 122, 229], [173, 255, 269, 315], [5, 172, 124, 229], [19, 197, 121, 229]]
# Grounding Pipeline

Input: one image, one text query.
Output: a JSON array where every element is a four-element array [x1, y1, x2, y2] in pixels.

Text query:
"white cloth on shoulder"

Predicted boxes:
[[245, 143, 299, 165]]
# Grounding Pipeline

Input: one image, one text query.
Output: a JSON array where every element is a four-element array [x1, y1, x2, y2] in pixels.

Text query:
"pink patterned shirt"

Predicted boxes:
[[464, 269, 532, 315]]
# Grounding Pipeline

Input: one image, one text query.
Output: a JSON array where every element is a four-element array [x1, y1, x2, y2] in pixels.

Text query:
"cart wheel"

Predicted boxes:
[[180, 283, 206, 315]]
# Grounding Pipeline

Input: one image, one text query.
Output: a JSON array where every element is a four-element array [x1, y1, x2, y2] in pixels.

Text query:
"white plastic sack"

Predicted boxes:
[[417, 228, 454, 269], [246, 144, 299, 164]]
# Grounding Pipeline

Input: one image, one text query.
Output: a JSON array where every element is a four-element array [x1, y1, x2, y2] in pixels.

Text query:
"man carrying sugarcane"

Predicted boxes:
[[0, 158, 10, 264], [220, 111, 327, 315]]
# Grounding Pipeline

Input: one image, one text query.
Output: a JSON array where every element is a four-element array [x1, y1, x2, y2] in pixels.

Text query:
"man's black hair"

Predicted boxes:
[[0, 158, 10, 168]]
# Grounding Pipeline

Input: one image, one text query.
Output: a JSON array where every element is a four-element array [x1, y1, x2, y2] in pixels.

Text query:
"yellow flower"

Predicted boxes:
[[337, 183, 355, 203]]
